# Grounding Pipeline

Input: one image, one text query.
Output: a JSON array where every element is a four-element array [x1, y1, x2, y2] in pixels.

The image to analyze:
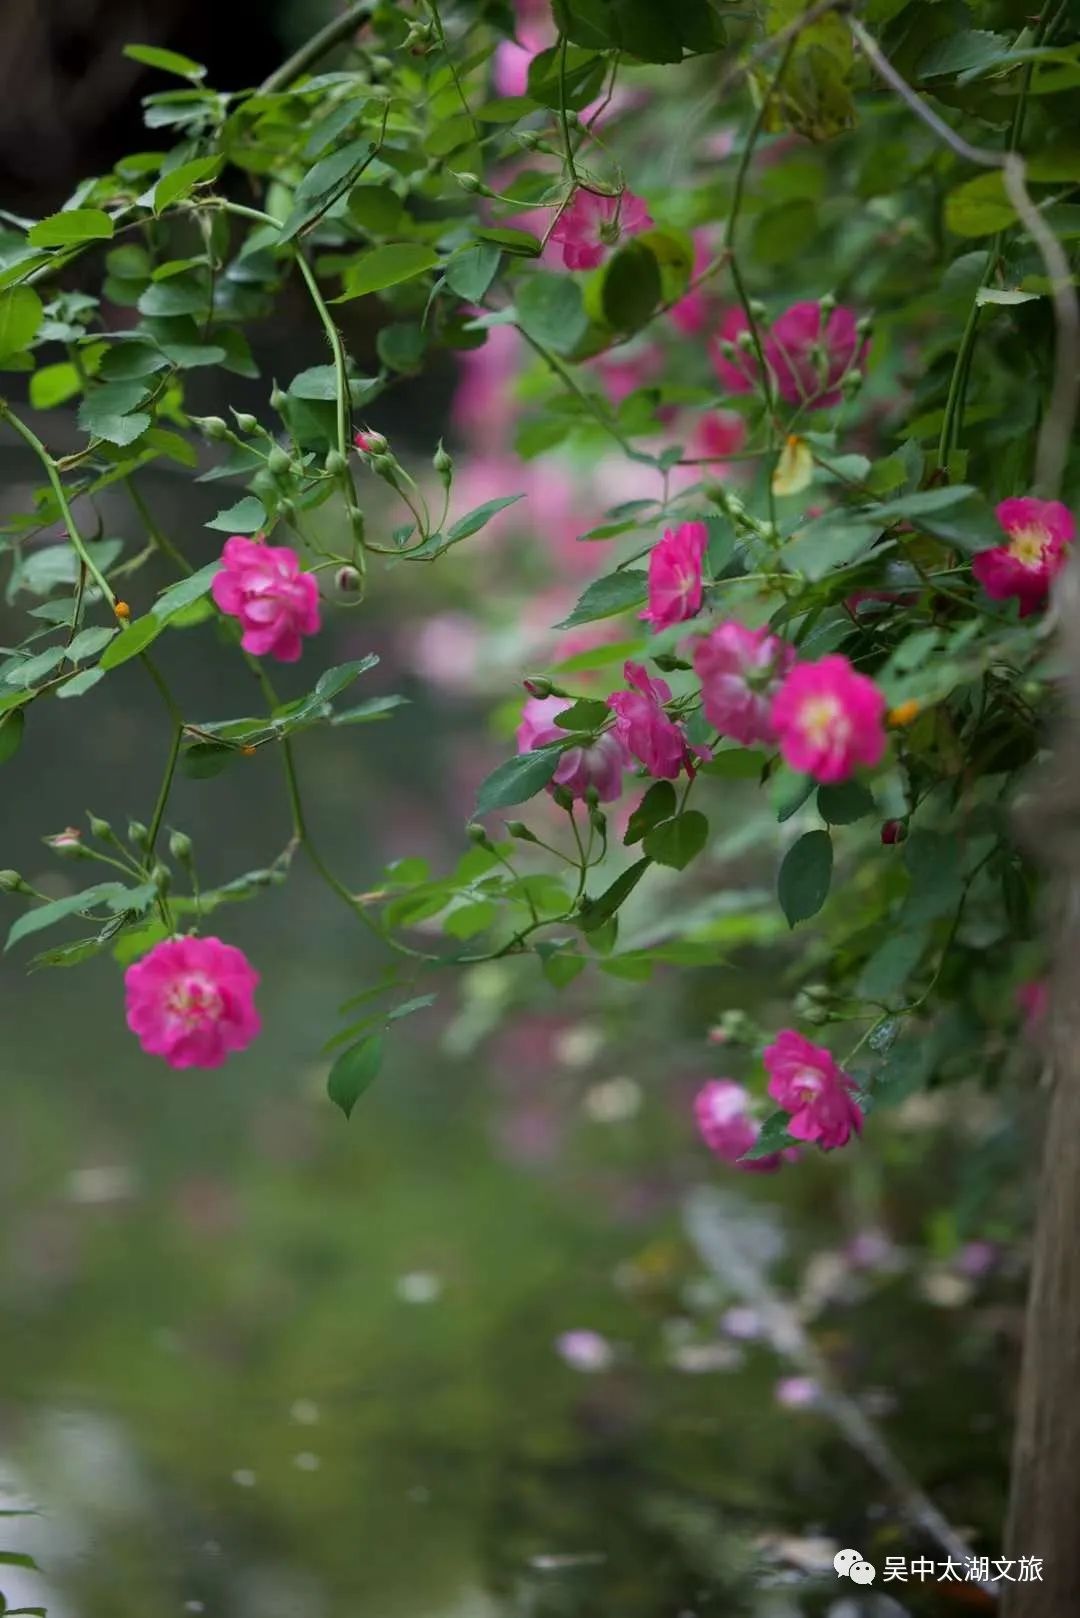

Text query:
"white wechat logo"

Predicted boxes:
[[834, 1548, 877, 1585]]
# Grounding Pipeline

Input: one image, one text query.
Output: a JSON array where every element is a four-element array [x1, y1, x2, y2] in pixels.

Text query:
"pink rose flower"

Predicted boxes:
[[124, 935, 261, 1070], [971, 497, 1074, 616], [693, 1079, 797, 1173], [692, 409, 748, 461], [211, 537, 321, 663], [641, 520, 708, 631], [764, 301, 866, 408], [711, 307, 760, 394], [517, 694, 628, 802], [763, 1029, 863, 1150], [770, 654, 886, 783], [550, 188, 653, 271], [668, 231, 713, 336], [693, 621, 796, 747], [607, 661, 698, 780]]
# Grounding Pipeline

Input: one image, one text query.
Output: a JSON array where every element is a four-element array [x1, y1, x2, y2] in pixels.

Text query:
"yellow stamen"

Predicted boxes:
[[889, 699, 920, 728], [1007, 525, 1048, 570]]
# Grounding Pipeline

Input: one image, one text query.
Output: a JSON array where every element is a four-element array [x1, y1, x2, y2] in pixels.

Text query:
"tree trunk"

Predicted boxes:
[[1003, 562, 1080, 1617]]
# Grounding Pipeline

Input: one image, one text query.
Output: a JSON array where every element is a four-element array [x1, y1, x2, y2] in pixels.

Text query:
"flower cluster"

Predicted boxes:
[[713, 300, 867, 407]]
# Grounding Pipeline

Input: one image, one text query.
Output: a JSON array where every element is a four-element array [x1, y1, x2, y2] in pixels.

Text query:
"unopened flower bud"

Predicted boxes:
[[371, 453, 397, 479], [151, 862, 171, 893], [735, 330, 756, 352], [588, 805, 606, 835], [818, 292, 837, 315], [331, 565, 360, 596], [523, 676, 553, 699], [506, 821, 538, 842], [516, 130, 542, 151], [169, 830, 193, 864], [841, 369, 863, 398], [192, 415, 229, 440], [584, 786, 600, 809], [748, 299, 767, 320], [267, 445, 293, 477], [88, 814, 112, 839], [552, 785, 574, 812], [325, 449, 348, 477], [453, 172, 486, 194], [46, 827, 88, 858], [127, 820, 149, 850], [270, 385, 288, 412], [467, 822, 492, 847], [856, 315, 873, 338], [354, 429, 387, 455], [881, 819, 907, 846], [403, 19, 432, 47], [232, 411, 259, 434], [719, 340, 737, 360], [0, 869, 30, 893], [433, 441, 453, 480]]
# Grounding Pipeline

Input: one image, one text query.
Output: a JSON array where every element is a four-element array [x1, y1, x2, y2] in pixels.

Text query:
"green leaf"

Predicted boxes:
[[475, 226, 541, 256], [30, 360, 82, 408], [918, 29, 1010, 80], [783, 518, 877, 580], [154, 154, 223, 213], [857, 924, 931, 1001], [578, 856, 650, 931], [701, 748, 767, 780], [78, 380, 152, 445], [443, 901, 497, 939], [553, 698, 611, 732], [279, 139, 377, 242], [6, 881, 130, 951], [446, 243, 501, 301], [180, 741, 235, 778], [446, 493, 524, 544], [330, 695, 409, 724], [327, 1034, 385, 1118], [153, 561, 220, 623], [28, 208, 115, 248], [555, 569, 647, 628], [0, 286, 44, 358], [98, 615, 162, 669], [625, 776, 676, 841], [123, 42, 207, 78], [0, 708, 25, 764], [944, 172, 1016, 238], [65, 625, 116, 662], [336, 243, 440, 301], [516, 272, 587, 354], [817, 780, 875, 824], [601, 240, 662, 333], [865, 486, 975, 520], [777, 829, 833, 926], [526, 41, 607, 108], [542, 951, 586, 988], [643, 810, 709, 871], [57, 667, 106, 699], [475, 748, 560, 814], [206, 496, 267, 533], [741, 1109, 799, 1161]]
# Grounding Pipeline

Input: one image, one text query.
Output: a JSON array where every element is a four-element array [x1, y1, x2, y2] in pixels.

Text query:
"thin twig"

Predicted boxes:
[[258, 2, 374, 95]]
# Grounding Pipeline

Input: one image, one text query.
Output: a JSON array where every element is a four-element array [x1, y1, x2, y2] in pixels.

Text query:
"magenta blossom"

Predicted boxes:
[[763, 1029, 863, 1150], [669, 231, 712, 336], [692, 409, 748, 461], [972, 497, 1074, 616], [550, 188, 653, 271], [693, 621, 796, 748], [555, 1329, 614, 1372], [764, 300, 865, 407], [693, 1079, 797, 1173], [211, 537, 320, 663], [124, 935, 260, 1070], [607, 662, 700, 780], [711, 306, 760, 394], [641, 521, 708, 631], [517, 695, 628, 802], [770, 654, 886, 783]]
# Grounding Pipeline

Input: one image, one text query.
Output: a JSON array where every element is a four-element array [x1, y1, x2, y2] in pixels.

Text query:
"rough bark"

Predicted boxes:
[[1003, 559, 1080, 1617]]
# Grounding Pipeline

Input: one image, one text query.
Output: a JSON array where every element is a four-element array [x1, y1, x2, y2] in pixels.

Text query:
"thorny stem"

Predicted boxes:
[[258, 1, 374, 94]]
